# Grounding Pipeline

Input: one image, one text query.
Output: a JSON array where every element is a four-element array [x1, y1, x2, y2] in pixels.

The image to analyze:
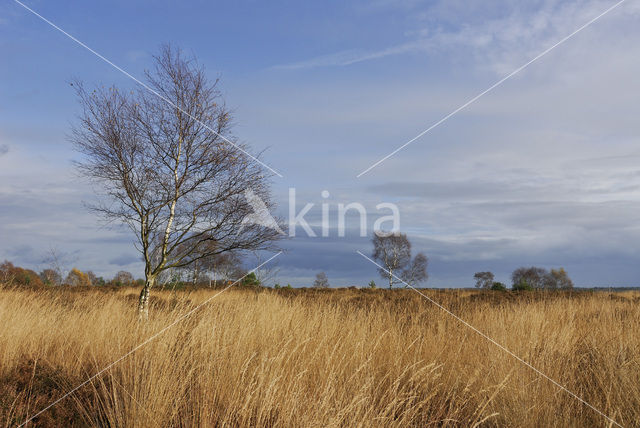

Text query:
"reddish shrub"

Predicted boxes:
[[0, 261, 45, 287]]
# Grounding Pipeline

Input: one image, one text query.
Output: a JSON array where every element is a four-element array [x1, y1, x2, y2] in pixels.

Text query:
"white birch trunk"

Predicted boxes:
[[138, 276, 155, 319]]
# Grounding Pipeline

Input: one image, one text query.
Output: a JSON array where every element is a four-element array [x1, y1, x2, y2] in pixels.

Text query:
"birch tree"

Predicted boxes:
[[473, 271, 495, 289], [312, 272, 329, 288], [371, 232, 428, 288], [71, 45, 282, 317]]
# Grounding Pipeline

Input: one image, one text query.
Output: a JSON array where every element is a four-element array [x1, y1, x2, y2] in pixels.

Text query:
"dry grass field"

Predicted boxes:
[[1, 285, 639, 427]]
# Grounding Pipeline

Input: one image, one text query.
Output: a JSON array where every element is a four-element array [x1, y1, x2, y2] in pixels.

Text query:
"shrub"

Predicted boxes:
[[242, 272, 261, 287], [512, 280, 533, 291], [368, 280, 377, 289], [490, 282, 507, 291]]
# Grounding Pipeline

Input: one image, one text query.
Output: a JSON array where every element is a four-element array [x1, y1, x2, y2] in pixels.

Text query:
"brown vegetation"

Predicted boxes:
[[1, 285, 638, 427]]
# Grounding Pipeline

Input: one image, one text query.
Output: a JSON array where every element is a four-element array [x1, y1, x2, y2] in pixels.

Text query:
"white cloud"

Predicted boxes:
[[272, 0, 640, 74]]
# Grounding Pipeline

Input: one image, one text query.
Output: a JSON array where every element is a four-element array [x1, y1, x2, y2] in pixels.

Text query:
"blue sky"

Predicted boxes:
[[2, 0, 640, 286]]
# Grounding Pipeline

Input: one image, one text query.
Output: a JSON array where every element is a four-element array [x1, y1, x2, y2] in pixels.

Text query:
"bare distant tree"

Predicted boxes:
[[113, 271, 135, 286], [0, 262, 16, 286], [178, 258, 209, 286], [230, 266, 250, 283], [313, 272, 329, 288], [156, 267, 181, 288], [473, 271, 495, 289], [42, 247, 74, 284], [40, 268, 62, 286], [72, 45, 283, 317], [401, 253, 428, 286], [86, 271, 98, 286], [251, 251, 281, 286], [174, 239, 213, 286], [371, 232, 428, 288], [182, 247, 244, 285], [210, 251, 243, 284]]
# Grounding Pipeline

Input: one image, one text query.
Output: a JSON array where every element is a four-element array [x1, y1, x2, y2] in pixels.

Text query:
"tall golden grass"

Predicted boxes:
[[0, 285, 638, 427]]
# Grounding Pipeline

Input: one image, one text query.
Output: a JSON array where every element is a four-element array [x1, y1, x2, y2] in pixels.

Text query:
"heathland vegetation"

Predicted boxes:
[[1, 284, 638, 427]]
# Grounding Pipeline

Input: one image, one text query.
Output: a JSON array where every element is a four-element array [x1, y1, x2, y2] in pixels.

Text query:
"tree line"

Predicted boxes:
[[0, 254, 256, 289], [0, 261, 135, 288], [474, 266, 574, 291]]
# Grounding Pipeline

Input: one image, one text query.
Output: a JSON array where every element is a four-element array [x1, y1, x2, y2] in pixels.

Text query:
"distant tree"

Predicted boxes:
[[550, 268, 574, 289], [1, 261, 44, 287], [474, 271, 495, 289], [0, 261, 15, 285], [113, 271, 134, 286], [71, 45, 283, 317], [86, 271, 98, 286], [511, 267, 551, 289], [66, 268, 91, 287], [371, 232, 428, 288], [368, 280, 377, 289], [210, 252, 243, 284], [401, 253, 428, 286], [313, 272, 330, 288], [228, 266, 249, 283], [511, 266, 573, 290], [174, 240, 215, 286], [178, 259, 210, 286], [373, 233, 410, 288], [42, 247, 72, 286], [251, 251, 280, 287], [40, 268, 62, 286]]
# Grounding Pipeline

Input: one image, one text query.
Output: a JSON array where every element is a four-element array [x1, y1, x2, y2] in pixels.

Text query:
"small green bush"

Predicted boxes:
[[490, 282, 507, 291], [368, 280, 377, 289], [242, 272, 260, 286], [512, 280, 533, 291]]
